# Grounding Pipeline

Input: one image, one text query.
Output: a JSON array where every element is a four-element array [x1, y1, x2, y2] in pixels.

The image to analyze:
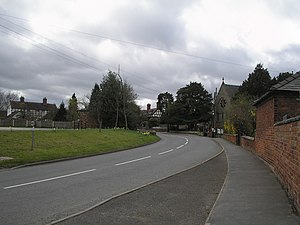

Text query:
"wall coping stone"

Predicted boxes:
[[275, 115, 300, 126]]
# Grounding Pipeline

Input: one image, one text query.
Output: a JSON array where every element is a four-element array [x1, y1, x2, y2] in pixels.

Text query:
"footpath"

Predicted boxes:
[[206, 138, 300, 225], [54, 138, 300, 225]]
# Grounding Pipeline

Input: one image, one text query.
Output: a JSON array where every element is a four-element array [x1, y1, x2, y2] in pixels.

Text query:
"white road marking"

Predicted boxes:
[[3, 169, 96, 190], [176, 144, 185, 149], [158, 149, 174, 155], [185, 138, 189, 145], [115, 156, 152, 166]]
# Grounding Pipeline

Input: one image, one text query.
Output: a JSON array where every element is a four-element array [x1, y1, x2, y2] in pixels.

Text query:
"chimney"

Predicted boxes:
[[43, 97, 47, 105], [147, 103, 151, 111], [20, 96, 25, 102]]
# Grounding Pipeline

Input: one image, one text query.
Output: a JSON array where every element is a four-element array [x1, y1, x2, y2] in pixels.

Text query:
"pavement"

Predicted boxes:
[[206, 138, 300, 225], [54, 138, 300, 225]]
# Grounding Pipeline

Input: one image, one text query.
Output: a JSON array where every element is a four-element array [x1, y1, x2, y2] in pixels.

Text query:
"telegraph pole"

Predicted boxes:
[[117, 65, 128, 130]]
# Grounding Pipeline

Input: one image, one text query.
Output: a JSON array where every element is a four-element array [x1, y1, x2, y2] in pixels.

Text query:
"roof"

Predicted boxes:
[[254, 73, 300, 106], [270, 73, 300, 91], [217, 82, 240, 99], [10, 101, 57, 111], [141, 108, 162, 118]]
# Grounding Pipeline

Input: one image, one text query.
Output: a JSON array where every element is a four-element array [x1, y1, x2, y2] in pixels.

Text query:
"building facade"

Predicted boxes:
[[213, 79, 240, 130], [7, 96, 57, 120]]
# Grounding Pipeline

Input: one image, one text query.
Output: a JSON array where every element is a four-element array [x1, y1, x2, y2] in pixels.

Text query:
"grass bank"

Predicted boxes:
[[0, 129, 159, 168]]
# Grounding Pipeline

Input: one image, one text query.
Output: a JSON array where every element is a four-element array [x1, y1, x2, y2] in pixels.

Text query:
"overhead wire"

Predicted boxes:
[[0, 16, 163, 94], [0, 12, 266, 71]]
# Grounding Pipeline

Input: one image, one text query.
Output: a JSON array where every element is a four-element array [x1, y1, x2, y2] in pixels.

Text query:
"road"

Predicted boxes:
[[0, 133, 222, 225]]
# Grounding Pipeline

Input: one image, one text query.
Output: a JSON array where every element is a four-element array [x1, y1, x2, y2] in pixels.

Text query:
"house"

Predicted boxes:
[[141, 103, 162, 128], [213, 78, 240, 130], [7, 96, 57, 120]]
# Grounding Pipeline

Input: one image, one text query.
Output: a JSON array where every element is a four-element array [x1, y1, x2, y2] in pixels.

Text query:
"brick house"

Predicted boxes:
[[7, 96, 57, 120], [253, 73, 300, 212], [213, 79, 240, 130]]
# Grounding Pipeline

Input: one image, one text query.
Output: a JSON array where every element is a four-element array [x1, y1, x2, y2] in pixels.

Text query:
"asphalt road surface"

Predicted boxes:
[[0, 133, 222, 225]]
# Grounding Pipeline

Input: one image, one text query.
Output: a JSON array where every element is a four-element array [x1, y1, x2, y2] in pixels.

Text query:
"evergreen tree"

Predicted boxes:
[[239, 63, 272, 98], [54, 102, 67, 121], [89, 83, 103, 130], [68, 93, 78, 121], [88, 71, 139, 129]]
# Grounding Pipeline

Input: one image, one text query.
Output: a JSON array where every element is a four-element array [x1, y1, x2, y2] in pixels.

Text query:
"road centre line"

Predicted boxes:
[[115, 156, 152, 166], [176, 144, 185, 149], [158, 149, 174, 155], [3, 169, 96, 190]]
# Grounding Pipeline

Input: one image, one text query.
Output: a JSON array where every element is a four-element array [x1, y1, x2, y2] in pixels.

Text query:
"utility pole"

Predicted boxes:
[[117, 65, 128, 130]]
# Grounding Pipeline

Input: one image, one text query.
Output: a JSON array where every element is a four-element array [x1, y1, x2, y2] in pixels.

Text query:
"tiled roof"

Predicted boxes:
[[254, 73, 300, 106], [10, 101, 57, 111], [223, 83, 240, 97], [270, 73, 300, 91]]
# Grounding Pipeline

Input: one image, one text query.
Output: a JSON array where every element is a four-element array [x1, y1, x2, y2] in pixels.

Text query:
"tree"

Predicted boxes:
[[170, 82, 213, 130], [224, 94, 255, 136], [156, 92, 174, 124], [239, 63, 272, 98], [88, 71, 139, 129], [67, 93, 78, 121], [0, 89, 18, 111], [54, 102, 67, 121], [89, 83, 103, 130], [100, 71, 122, 128]]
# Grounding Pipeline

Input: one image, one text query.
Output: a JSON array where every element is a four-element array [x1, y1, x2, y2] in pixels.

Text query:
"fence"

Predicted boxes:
[[0, 119, 82, 129]]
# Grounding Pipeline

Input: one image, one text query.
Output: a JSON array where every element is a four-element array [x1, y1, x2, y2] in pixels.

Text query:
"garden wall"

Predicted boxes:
[[255, 118, 300, 212]]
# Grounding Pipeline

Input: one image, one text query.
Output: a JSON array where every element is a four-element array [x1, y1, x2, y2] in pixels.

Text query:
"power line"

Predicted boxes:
[[0, 16, 163, 93], [0, 24, 103, 73], [0, 12, 266, 70]]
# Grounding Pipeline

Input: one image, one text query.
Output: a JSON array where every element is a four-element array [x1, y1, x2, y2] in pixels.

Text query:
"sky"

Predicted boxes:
[[1, 0, 300, 109]]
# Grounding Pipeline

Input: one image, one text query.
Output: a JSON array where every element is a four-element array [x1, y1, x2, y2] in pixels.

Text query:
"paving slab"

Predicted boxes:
[[206, 138, 300, 225]]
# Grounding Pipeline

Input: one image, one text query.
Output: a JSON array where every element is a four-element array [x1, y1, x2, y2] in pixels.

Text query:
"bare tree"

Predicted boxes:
[[0, 89, 18, 111]]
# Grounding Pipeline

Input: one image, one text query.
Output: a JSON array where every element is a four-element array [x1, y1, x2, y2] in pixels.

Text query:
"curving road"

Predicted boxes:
[[0, 133, 222, 225]]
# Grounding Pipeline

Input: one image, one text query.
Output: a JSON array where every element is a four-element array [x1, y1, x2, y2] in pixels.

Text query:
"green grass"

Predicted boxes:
[[0, 129, 160, 168]]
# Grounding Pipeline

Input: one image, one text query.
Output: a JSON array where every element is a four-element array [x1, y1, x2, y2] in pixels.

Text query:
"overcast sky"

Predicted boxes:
[[1, 0, 300, 109]]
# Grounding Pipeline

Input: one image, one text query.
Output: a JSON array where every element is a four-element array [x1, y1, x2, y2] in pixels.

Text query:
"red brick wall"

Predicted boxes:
[[78, 111, 97, 128], [274, 92, 300, 122], [272, 120, 300, 212], [222, 134, 237, 144], [255, 94, 300, 212], [241, 136, 255, 152]]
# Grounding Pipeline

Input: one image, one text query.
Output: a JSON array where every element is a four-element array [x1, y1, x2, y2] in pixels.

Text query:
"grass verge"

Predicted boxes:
[[0, 129, 159, 168]]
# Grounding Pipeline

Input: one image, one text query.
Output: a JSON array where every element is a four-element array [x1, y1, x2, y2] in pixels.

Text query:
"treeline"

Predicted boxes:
[[155, 82, 213, 131], [224, 63, 298, 136]]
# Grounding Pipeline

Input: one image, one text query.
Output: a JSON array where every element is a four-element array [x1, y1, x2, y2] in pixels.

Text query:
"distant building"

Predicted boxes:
[[141, 103, 162, 128], [254, 72, 300, 122], [213, 79, 240, 130], [7, 96, 57, 120]]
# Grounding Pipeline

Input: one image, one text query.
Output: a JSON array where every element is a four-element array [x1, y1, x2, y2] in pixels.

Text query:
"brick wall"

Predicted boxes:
[[274, 92, 300, 122], [78, 111, 97, 128], [271, 119, 300, 212], [240, 136, 255, 152], [255, 95, 300, 212], [222, 133, 237, 144]]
